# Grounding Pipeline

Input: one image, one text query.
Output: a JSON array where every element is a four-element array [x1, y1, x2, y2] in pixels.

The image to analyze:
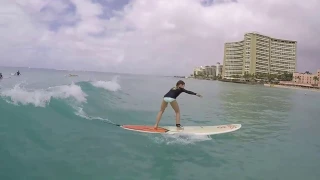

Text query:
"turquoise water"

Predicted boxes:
[[1, 67, 320, 180]]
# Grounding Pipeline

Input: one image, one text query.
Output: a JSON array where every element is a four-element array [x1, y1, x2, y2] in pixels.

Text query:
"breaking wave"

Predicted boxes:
[[90, 76, 121, 91], [0, 82, 87, 107], [0, 76, 122, 108]]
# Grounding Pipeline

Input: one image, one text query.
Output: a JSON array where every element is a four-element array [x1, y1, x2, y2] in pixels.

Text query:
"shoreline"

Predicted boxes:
[[188, 77, 320, 92], [182, 77, 320, 92], [189, 77, 264, 84], [264, 84, 320, 92]]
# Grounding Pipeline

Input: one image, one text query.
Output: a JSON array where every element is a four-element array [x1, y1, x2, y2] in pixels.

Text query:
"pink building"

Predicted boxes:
[[292, 69, 320, 86]]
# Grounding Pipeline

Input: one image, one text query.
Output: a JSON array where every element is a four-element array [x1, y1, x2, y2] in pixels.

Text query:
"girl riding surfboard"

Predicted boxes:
[[154, 80, 202, 129]]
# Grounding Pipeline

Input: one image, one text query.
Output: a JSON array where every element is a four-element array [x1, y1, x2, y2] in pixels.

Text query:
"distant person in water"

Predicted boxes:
[[154, 80, 202, 129], [16, 70, 20, 76], [0, 73, 2, 79]]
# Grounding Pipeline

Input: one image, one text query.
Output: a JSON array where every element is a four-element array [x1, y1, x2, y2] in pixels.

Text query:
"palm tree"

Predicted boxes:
[[313, 76, 319, 85], [249, 73, 255, 82], [267, 73, 277, 82], [255, 72, 261, 79], [243, 72, 250, 81]]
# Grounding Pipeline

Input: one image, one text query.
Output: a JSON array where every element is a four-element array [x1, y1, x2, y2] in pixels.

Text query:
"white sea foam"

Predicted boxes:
[[91, 76, 121, 91], [73, 107, 103, 121], [0, 82, 87, 107], [74, 106, 116, 124], [74, 106, 89, 119], [151, 133, 212, 145]]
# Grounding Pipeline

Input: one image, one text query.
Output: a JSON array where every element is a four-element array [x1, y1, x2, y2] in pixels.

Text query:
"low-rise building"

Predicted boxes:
[[293, 69, 320, 85]]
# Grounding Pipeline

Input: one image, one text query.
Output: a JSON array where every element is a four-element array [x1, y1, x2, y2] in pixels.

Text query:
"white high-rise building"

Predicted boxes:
[[222, 32, 297, 79], [216, 62, 223, 77], [193, 66, 205, 76]]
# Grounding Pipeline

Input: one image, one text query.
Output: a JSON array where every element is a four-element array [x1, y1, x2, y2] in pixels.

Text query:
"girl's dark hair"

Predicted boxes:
[[176, 80, 185, 86]]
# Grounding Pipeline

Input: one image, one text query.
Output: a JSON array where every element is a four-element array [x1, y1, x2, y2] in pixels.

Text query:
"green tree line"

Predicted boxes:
[[194, 70, 319, 84], [230, 72, 293, 82]]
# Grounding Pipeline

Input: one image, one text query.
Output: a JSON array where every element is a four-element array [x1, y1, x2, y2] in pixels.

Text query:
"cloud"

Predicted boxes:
[[0, 0, 319, 75]]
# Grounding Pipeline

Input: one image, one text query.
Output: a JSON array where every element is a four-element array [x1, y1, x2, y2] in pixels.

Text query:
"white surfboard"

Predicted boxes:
[[121, 124, 241, 135]]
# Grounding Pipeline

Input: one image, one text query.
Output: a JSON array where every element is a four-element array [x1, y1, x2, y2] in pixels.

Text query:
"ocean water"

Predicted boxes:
[[1, 67, 320, 180]]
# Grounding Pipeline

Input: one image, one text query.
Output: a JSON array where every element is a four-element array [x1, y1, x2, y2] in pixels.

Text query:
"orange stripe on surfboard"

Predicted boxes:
[[121, 125, 168, 133]]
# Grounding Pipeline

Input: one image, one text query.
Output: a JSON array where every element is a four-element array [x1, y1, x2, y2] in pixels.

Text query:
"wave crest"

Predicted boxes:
[[90, 76, 121, 91], [0, 82, 87, 107]]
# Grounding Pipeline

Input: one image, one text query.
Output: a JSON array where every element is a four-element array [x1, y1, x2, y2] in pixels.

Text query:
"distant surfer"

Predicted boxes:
[[154, 80, 202, 129], [0, 73, 2, 79], [15, 70, 20, 76]]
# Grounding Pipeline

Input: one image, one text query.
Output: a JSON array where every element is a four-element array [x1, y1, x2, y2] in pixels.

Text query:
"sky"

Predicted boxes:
[[0, 0, 319, 75]]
